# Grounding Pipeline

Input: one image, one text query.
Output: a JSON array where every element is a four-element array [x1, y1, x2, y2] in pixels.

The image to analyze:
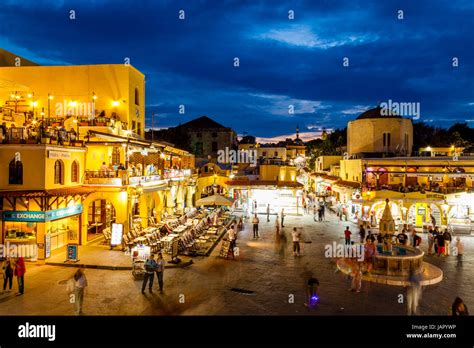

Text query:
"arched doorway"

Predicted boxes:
[[201, 184, 227, 198], [87, 199, 116, 241]]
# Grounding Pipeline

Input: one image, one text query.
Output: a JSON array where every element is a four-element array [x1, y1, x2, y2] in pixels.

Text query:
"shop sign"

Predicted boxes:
[[48, 150, 71, 159], [2, 211, 45, 222], [46, 204, 83, 221], [2, 204, 83, 222], [111, 223, 123, 246], [45, 234, 51, 259], [66, 244, 79, 261]]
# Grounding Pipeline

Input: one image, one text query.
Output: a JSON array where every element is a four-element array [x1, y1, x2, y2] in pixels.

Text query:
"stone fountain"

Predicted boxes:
[[337, 199, 442, 286]]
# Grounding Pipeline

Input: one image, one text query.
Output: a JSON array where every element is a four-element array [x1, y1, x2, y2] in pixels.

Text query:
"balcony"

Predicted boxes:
[[83, 169, 192, 186], [0, 126, 84, 147]]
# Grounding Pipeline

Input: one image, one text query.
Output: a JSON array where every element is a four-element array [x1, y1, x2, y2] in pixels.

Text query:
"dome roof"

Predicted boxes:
[[356, 106, 402, 120]]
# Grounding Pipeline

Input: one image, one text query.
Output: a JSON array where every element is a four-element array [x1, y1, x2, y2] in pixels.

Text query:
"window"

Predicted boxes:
[[137, 122, 141, 135], [404, 133, 409, 152], [54, 160, 64, 184], [134, 88, 139, 105], [274, 151, 278, 157], [262, 151, 267, 156], [345, 173, 349, 180], [383, 132, 391, 147], [196, 132, 202, 138], [132, 121, 136, 133], [212, 141, 218, 152], [195, 142, 203, 155], [112, 147, 121, 164], [212, 132, 217, 138], [8, 154, 23, 185], [71, 161, 79, 183]]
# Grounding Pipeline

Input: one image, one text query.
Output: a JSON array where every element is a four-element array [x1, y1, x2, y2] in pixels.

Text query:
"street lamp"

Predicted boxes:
[[48, 93, 54, 119]]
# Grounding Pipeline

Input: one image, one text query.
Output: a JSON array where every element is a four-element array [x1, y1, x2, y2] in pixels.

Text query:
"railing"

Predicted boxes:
[[0, 126, 83, 146]]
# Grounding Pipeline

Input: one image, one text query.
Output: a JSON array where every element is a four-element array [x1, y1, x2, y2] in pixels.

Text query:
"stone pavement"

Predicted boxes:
[[0, 210, 472, 315]]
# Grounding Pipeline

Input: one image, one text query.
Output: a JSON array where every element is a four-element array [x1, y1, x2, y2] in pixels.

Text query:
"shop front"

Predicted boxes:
[[446, 192, 473, 234], [2, 204, 83, 261]]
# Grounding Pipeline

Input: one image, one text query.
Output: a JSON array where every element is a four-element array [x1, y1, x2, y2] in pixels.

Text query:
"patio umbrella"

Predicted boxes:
[[195, 194, 234, 207]]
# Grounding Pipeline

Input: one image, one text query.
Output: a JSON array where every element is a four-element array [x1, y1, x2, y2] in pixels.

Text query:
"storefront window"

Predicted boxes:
[[4, 221, 37, 241], [87, 200, 116, 241], [47, 216, 80, 251]]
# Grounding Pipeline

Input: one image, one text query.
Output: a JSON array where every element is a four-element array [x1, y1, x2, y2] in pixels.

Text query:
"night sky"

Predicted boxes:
[[1, 0, 473, 140]]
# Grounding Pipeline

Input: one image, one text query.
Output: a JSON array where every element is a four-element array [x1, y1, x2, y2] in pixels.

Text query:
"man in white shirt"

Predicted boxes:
[[292, 227, 302, 256], [252, 214, 259, 239]]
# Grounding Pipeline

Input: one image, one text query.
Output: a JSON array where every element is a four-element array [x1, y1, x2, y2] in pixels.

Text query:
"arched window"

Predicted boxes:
[[71, 161, 79, 183], [9, 153, 23, 185], [54, 160, 64, 184], [134, 87, 139, 105]]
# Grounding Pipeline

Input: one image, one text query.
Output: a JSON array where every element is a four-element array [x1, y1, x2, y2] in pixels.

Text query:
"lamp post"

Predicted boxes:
[[48, 93, 54, 119]]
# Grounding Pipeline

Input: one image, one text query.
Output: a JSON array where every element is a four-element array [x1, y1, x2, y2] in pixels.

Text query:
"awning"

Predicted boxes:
[[225, 180, 304, 188], [0, 186, 96, 198]]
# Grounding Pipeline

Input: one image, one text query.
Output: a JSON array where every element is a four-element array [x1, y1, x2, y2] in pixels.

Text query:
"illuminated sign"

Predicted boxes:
[[2, 205, 83, 222], [111, 223, 123, 246], [48, 150, 71, 159]]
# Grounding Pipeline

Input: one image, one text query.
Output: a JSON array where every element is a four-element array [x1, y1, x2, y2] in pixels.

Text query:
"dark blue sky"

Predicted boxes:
[[1, 0, 473, 139]]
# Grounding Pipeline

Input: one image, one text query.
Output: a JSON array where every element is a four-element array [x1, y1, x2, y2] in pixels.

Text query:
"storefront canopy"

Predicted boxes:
[[195, 194, 234, 207]]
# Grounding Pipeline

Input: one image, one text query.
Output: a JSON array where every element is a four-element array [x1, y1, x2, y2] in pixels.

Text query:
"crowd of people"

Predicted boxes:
[[1, 257, 26, 295]]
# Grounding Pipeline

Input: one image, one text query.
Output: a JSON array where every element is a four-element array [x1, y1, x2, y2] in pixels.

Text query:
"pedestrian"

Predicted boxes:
[[435, 232, 446, 256], [14, 257, 26, 295], [72, 268, 88, 315], [443, 229, 452, 256], [2, 259, 14, 292], [396, 229, 408, 245], [349, 262, 362, 292], [281, 208, 285, 227], [292, 227, 302, 257], [454, 236, 464, 267], [266, 204, 270, 222], [427, 229, 434, 255], [321, 204, 325, 221], [344, 226, 352, 245], [366, 230, 375, 243], [304, 277, 320, 308], [359, 225, 366, 243], [452, 297, 469, 316], [252, 214, 260, 239], [155, 252, 165, 293], [363, 239, 376, 273], [141, 254, 157, 294], [413, 230, 422, 248], [275, 214, 280, 234], [303, 201, 307, 215], [313, 205, 317, 222], [406, 268, 422, 315], [318, 206, 322, 222]]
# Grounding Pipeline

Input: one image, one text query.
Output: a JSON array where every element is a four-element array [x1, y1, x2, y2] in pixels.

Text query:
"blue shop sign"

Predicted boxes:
[[2, 204, 83, 222]]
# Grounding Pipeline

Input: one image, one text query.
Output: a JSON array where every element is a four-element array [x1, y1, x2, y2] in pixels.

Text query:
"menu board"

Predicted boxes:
[[111, 223, 123, 246]]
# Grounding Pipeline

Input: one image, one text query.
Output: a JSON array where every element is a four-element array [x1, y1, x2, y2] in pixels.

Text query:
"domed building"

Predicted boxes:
[[347, 107, 413, 156]]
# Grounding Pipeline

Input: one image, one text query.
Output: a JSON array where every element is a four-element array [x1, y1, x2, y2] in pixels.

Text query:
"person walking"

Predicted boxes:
[[359, 225, 366, 243], [443, 229, 452, 256], [344, 227, 352, 246], [252, 214, 260, 239], [454, 236, 464, 267], [275, 214, 280, 234], [14, 257, 26, 295], [349, 262, 362, 292], [313, 205, 318, 222], [266, 204, 270, 222], [142, 254, 157, 293], [292, 227, 302, 257], [435, 232, 446, 256], [406, 268, 422, 316], [155, 252, 165, 293], [321, 204, 325, 221], [452, 297, 469, 316], [281, 208, 285, 227], [427, 229, 435, 255], [72, 269, 88, 315], [2, 259, 14, 292]]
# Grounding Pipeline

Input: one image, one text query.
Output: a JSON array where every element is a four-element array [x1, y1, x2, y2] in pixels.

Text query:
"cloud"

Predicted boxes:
[[252, 25, 378, 49], [256, 131, 323, 144]]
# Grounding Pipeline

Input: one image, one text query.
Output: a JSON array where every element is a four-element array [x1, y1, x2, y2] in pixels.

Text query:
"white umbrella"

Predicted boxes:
[[195, 194, 234, 207]]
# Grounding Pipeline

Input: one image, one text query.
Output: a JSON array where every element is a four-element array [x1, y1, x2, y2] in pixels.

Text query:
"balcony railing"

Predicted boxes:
[[0, 126, 83, 146], [83, 169, 193, 186]]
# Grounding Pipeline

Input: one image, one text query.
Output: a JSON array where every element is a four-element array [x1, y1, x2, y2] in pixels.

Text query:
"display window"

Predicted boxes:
[[4, 221, 37, 241], [47, 216, 80, 251]]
